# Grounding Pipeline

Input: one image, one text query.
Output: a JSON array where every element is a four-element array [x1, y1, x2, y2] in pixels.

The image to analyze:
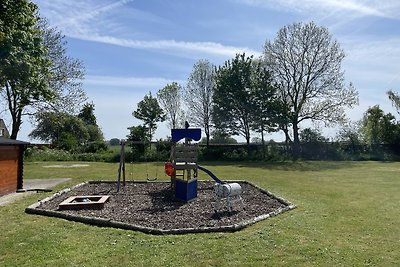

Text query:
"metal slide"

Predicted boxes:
[[197, 165, 224, 184]]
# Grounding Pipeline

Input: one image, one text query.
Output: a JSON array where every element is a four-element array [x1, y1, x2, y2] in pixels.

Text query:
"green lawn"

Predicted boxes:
[[0, 161, 399, 266]]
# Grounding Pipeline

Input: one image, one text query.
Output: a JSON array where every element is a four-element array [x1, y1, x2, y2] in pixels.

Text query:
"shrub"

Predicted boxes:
[[25, 146, 74, 161]]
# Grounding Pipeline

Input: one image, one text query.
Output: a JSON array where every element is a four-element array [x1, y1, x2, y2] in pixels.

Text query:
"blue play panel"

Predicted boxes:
[[175, 178, 197, 202]]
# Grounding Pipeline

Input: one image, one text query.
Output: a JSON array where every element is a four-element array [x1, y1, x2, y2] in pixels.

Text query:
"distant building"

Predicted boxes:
[[0, 119, 10, 138]]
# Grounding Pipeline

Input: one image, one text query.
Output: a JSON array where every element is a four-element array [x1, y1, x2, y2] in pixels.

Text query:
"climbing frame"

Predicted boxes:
[[170, 127, 202, 202]]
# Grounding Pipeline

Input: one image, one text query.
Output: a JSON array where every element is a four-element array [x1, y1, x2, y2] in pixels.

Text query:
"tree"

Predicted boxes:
[[249, 58, 281, 150], [208, 129, 238, 144], [360, 105, 400, 145], [29, 111, 89, 148], [336, 121, 362, 154], [0, 0, 52, 139], [133, 92, 165, 141], [85, 124, 104, 142], [78, 102, 97, 125], [213, 53, 255, 145], [157, 82, 182, 129], [77, 102, 105, 142], [109, 138, 120, 146], [263, 22, 358, 154], [30, 102, 105, 150], [0, 1, 86, 139], [185, 59, 215, 146], [36, 19, 86, 115], [300, 128, 328, 143], [387, 90, 400, 116], [336, 122, 361, 144], [126, 125, 148, 154]]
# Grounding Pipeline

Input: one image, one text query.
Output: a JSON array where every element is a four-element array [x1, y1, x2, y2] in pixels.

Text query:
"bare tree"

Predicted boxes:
[[387, 90, 400, 116], [36, 19, 86, 115], [185, 60, 215, 145], [264, 22, 358, 154], [157, 82, 182, 129]]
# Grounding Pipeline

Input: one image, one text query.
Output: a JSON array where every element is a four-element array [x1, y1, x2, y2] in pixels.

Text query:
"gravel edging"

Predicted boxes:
[[26, 180, 296, 235]]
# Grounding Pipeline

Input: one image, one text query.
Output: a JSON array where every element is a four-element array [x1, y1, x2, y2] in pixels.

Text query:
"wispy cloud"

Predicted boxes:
[[34, 0, 259, 59], [343, 38, 400, 86], [235, 0, 399, 19], [71, 33, 260, 58], [84, 75, 185, 89]]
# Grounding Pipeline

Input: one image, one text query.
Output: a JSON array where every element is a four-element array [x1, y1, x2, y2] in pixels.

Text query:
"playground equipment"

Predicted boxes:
[[167, 125, 201, 202], [213, 182, 244, 212], [117, 140, 158, 192], [165, 123, 244, 211], [116, 123, 244, 211]]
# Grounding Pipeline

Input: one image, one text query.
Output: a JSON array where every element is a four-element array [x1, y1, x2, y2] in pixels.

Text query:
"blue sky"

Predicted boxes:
[[13, 0, 400, 141]]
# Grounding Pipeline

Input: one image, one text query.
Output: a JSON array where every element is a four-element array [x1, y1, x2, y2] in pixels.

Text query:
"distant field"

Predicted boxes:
[[0, 161, 399, 266]]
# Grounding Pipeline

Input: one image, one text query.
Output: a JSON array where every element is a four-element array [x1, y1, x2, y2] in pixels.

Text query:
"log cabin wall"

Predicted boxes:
[[0, 146, 21, 196]]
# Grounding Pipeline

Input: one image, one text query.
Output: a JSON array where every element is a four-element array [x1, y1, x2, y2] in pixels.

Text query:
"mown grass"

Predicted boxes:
[[0, 161, 399, 266]]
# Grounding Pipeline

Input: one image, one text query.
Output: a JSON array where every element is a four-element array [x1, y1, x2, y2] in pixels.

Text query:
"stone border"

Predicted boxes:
[[26, 180, 296, 235]]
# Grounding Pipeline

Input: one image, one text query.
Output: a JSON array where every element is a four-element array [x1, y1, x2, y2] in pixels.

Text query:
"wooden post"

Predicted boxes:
[[117, 140, 126, 192]]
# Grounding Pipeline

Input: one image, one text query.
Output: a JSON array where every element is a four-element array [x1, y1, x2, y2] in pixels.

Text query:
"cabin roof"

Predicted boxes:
[[0, 136, 30, 146]]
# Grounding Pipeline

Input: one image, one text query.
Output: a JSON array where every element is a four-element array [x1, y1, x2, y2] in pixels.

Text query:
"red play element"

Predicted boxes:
[[164, 162, 174, 176]]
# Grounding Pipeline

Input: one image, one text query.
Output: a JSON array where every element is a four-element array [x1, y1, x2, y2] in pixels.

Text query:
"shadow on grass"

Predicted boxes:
[[197, 161, 360, 172]]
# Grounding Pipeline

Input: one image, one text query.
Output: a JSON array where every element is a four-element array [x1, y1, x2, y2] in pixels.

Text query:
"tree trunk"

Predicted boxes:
[[261, 130, 266, 159], [10, 112, 22, 140], [205, 124, 210, 146], [246, 134, 251, 157], [281, 125, 292, 144], [292, 122, 301, 158]]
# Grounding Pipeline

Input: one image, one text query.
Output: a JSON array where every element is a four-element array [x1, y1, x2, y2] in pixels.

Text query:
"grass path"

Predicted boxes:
[[0, 161, 399, 266]]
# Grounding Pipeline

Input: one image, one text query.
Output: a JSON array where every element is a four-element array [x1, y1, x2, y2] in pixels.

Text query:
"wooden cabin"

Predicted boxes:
[[0, 137, 29, 196]]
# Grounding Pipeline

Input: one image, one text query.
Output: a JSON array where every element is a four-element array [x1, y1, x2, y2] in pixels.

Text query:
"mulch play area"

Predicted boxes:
[[26, 180, 296, 234]]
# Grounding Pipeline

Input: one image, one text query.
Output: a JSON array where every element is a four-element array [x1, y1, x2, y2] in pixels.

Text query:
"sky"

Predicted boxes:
[[7, 0, 400, 142]]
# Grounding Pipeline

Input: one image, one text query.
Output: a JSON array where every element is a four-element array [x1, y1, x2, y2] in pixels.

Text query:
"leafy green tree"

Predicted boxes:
[[360, 105, 400, 145], [0, 0, 52, 139], [109, 138, 121, 146], [29, 111, 62, 143], [29, 111, 89, 148], [30, 104, 105, 151], [213, 53, 255, 145], [264, 22, 358, 154], [127, 125, 148, 143], [85, 124, 104, 142], [250, 58, 280, 148], [157, 82, 182, 129], [78, 102, 97, 126], [133, 92, 165, 141], [208, 129, 238, 144], [0, 1, 85, 139], [77, 102, 104, 142], [126, 125, 148, 154], [300, 128, 328, 143], [185, 59, 215, 146]]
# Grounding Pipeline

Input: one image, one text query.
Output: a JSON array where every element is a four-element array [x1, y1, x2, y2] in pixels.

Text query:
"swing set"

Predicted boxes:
[[116, 140, 159, 192]]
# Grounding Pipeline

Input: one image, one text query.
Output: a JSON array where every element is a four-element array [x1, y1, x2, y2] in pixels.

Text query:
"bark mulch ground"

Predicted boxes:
[[26, 180, 296, 234]]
